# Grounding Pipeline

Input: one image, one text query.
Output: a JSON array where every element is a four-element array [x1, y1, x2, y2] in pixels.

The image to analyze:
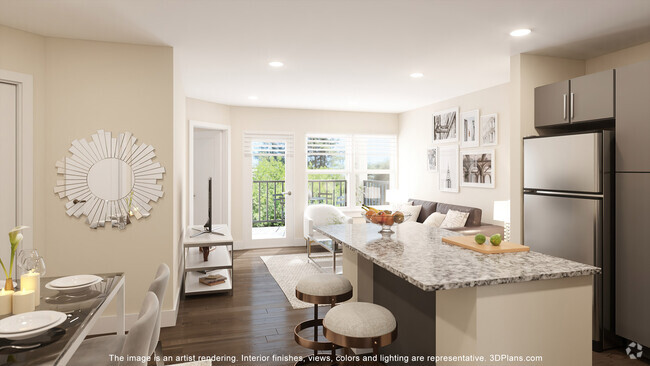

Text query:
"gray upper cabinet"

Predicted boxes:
[[534, 80, 570, 127], [534, 70, 615, 128], [570, 70, 615, 124], [616, 59, 650, 172]]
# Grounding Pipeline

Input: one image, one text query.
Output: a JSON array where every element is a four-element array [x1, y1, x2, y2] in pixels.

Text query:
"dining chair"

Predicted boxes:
[[68, 291, 159, 366], [148, 263, 170, 366]]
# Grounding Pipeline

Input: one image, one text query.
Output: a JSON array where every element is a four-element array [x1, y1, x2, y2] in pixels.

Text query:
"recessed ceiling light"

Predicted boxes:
[[269, 61, 284, 68], [410, 72, 424, 78], [510, 28, 531, 37], [248, 95, 259, 100]]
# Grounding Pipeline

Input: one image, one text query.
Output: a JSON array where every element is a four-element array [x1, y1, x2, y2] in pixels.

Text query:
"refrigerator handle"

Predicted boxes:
[[563, 94, 567, 120], [570, 92, 575, 119]]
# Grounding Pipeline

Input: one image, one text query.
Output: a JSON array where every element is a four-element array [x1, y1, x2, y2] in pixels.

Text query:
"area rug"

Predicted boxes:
[[260, 253, 339, 309]]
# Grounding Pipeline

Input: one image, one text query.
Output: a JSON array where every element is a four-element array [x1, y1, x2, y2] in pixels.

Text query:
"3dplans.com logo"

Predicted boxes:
[[626, 342, 643, 360]]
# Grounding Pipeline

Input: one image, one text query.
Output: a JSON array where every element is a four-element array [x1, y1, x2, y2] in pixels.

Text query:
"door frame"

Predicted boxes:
[[188, 120, 231, 229], [241, 131, 296, 248], [0, 70, 33, 251]]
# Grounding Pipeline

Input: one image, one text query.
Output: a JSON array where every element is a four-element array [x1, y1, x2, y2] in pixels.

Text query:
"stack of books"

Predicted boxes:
[[198, 272, 227, 286]]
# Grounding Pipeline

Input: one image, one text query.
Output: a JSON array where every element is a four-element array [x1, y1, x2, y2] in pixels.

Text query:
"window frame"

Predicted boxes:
[[306, 133, 397, 209]]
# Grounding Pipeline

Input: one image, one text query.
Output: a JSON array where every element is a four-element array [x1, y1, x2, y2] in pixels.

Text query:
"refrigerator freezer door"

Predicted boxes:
[[524, 194, 598, 266], [524, 133, 602, 193]]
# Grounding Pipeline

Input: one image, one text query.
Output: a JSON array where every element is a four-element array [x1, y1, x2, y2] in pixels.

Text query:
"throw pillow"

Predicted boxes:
[[423, 212, 446, 227], [439, 210, 470, 228], [398, 204, 421, 222]]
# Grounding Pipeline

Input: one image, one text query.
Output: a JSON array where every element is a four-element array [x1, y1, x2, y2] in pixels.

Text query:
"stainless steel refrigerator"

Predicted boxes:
[[523, 131, 614, 351]]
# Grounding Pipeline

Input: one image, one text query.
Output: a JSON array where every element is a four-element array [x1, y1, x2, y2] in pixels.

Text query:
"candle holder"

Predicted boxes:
[[17, 249, 46, 278]]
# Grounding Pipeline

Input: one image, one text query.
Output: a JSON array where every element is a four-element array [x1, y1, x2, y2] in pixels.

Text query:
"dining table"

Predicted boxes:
[[0, 272, 125, 365]]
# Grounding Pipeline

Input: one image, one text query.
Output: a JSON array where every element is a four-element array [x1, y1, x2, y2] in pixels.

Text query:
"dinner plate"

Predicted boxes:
[[45, 277, 102, 294], [0, 311, 67, 340], [0, 311, 63, 334], [47, 275, 103, 288]]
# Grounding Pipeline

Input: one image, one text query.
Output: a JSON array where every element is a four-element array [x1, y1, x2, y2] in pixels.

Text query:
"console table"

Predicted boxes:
[[183, 225, 234, 296]]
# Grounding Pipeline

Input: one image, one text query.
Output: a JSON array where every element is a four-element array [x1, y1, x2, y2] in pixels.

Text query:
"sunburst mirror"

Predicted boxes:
[[54, 130, 165, 229]]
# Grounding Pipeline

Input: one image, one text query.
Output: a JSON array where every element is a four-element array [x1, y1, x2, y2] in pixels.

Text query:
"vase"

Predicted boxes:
[[4, 278, 13, 291]]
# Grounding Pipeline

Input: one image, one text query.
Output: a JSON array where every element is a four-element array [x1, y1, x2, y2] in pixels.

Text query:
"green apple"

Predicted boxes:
[[474, 234, 486, 245]]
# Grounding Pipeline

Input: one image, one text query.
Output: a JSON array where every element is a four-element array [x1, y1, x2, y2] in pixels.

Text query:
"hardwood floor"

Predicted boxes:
[[160, 247, 648, 365]]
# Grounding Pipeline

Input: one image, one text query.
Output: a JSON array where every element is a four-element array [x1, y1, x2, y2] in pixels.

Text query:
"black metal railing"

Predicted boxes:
[[363, 180, 390, 206], [252, 180, 285, 227], [308, 179, 347, 207]]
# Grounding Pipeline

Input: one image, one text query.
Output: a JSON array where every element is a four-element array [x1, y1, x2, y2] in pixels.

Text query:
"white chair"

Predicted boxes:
[[304, 204, 353, 272], [68, 292, 159, 366], [148, 263, 170, 366]]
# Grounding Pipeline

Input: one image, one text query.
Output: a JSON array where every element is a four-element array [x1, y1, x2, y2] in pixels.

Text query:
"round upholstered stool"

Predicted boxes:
[[323, 302, 397, 365], [294, 273, 353, 364]]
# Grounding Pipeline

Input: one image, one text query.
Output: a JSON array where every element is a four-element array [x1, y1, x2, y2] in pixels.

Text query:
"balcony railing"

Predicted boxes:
[[362, 179, 389, 206], [252, 179, 390, 227], [252, 180, 285, 227], [308, 179, 347, 207]]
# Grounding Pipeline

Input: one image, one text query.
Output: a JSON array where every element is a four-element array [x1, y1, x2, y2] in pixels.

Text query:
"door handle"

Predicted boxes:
[[570, 93, 575, 120], [563, 94, 567, 120], [282, 191, 292, 196]]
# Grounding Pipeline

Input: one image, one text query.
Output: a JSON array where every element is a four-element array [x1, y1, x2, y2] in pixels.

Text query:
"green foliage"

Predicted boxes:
[[252, 157, 286, 227]]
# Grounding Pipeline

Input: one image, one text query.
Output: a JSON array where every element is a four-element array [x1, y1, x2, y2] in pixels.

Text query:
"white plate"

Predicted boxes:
[[46, 278, 102, 294], [0, 311, 62, 333], [0, 311, 67, 340], [48, 275, 103, 288]]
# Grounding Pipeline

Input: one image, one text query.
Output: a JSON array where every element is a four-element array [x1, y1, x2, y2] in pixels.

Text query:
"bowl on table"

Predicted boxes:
[[364, 211, 411, 233]]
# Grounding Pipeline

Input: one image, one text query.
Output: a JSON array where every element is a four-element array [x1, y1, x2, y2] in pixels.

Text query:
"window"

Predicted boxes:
[[306, 134, 397, 207]]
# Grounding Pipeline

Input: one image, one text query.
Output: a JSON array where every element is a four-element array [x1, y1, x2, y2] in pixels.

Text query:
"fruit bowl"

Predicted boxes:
[[363, 209, 411, 234]]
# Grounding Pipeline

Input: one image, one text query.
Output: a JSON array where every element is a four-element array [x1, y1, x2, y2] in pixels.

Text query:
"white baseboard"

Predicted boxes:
[[89, 276, 182, 335], [235, 238, 304, 250]]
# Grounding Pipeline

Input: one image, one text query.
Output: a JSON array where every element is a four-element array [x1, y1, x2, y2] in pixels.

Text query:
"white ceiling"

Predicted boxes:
[[1, 0, 649, 113]]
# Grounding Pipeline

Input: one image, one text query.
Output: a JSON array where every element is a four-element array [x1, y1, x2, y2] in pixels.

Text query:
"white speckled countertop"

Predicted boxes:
[[315, 222, 600, 291]]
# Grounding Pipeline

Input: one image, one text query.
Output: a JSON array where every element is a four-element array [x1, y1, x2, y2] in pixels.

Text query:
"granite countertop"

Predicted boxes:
[[315, 222, 600, 291]]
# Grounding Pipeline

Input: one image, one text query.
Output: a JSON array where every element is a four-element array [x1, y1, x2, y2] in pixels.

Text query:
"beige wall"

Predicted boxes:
[[186, 100, 399, 245], [43, 38, 175, 315], [398, 83, 510, 224], [508, 54, 585, 242], [587, 41, 650, 74], [0, 25, 46, 252]]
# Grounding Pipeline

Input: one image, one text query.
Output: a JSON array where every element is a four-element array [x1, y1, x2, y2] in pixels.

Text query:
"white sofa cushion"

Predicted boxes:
[[440, 209, 470, 228], [423, 212, 446, 227]]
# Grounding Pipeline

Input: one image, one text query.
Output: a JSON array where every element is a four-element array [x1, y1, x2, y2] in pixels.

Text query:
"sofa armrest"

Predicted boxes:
[[447, 224, 504, 237]]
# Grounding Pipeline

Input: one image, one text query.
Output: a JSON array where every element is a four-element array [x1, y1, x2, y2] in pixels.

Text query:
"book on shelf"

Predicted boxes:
[[199, 277, 226, 286]]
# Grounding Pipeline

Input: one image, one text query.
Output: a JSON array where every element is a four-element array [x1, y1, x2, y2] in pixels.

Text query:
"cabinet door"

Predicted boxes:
[[616, 173, 650, 346], [570, 69, 615, 124], [534, 80, 570, 127], [616, 60, 650, 172]]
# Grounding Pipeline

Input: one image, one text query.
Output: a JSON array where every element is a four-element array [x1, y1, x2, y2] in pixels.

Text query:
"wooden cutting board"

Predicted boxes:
[[442, 236, 530, 254]]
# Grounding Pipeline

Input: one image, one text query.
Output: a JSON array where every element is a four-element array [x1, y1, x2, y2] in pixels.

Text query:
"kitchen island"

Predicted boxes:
[[315, 222, 600, 366]]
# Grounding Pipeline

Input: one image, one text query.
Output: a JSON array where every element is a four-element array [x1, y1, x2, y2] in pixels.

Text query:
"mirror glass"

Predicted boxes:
[[54, 130, 165, 229], [87, 158, 134, 201]]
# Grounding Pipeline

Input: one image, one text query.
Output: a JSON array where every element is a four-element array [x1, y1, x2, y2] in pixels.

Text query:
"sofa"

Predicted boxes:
[[407, 199, 504, 237]]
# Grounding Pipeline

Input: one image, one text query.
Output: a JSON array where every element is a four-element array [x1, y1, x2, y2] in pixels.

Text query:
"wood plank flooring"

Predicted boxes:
[[160, 247, 647, 365]]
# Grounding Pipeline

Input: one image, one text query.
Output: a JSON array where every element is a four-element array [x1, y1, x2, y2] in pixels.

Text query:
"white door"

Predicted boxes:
[[243, 133, 294, 247], [192, 128, 226, 226], [0, 83, 17, 265]]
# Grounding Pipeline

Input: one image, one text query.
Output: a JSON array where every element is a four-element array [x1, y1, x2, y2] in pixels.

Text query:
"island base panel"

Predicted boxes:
[[437, 275, 593, 366]]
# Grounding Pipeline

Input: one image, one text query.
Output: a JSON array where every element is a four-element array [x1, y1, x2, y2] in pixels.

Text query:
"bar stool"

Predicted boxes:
[[294, 273, 353, 364], [323, 302, 397, 365]]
